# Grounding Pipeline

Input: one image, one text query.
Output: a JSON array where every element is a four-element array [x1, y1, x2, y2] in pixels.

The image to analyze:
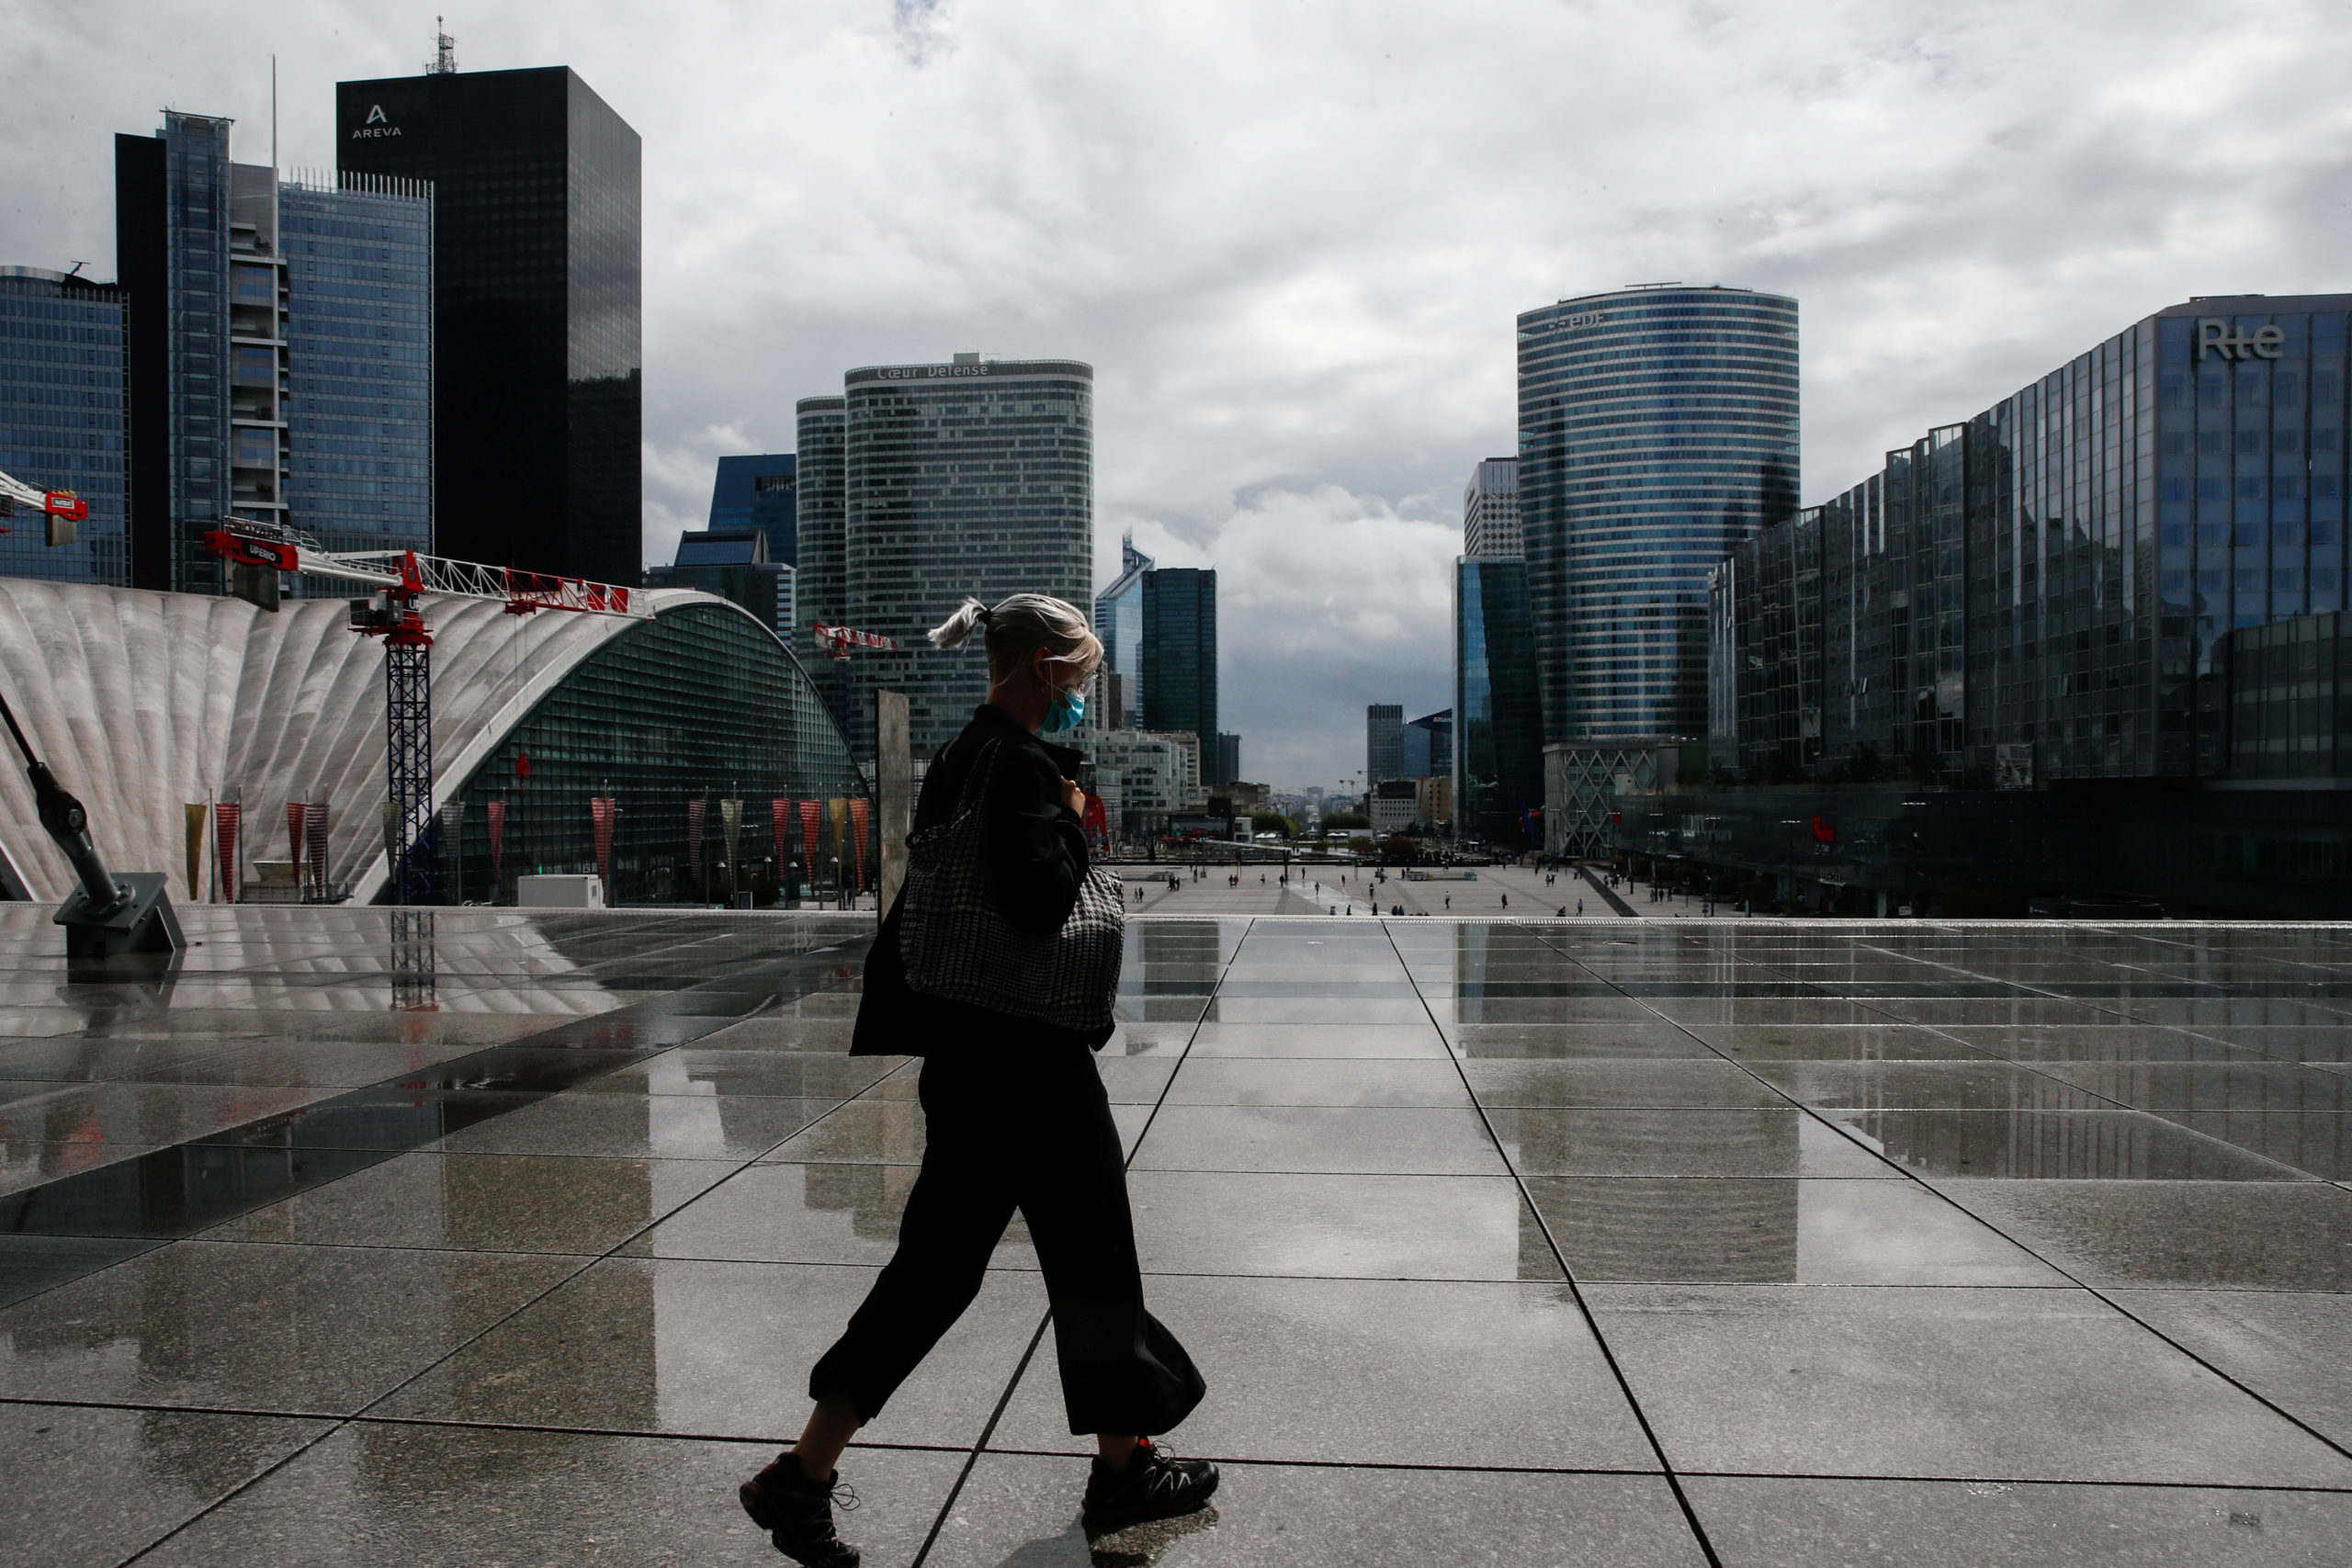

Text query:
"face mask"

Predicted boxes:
[[1044, 686, 1086, 733]]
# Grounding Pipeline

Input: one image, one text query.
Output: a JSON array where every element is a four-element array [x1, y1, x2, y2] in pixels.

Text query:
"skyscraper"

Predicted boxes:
[[708, 453, 796, 565], [336, 64, 641, 584], [1142, 566, 1217, 768], [839, 355, 1093, 758], [1213, 733, 1241, 791], [1454, 558, 1544, 845], [0, 267, 128, 585], [1366, 703, 1405, 786], [643, 525, 792, 643], [1404, 710, 1453, 777], [1094, 531, 1153, 728], [1464, 457, 1521, 558], [793, 396, 849, 733]]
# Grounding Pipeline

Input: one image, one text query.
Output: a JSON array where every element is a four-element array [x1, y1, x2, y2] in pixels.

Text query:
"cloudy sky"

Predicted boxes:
[[8, 2, 2349, 787]]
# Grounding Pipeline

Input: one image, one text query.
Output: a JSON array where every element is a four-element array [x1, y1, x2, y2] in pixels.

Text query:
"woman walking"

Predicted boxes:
[[740, 593, 1213, 1566]]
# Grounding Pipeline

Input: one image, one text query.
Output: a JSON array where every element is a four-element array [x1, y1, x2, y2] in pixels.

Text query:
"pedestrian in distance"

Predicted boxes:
[[741, 593, 1212, 1567]]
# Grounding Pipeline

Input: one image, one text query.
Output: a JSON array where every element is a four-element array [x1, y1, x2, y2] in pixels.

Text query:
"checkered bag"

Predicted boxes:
[[899, 739, 1126, 1031]]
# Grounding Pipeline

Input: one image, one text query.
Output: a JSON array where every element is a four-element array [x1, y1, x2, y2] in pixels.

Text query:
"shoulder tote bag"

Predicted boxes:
[[899, 739, 1126, 1032]]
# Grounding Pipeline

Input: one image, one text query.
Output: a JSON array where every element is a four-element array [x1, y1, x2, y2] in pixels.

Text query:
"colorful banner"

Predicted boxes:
[[847, 797, 870, 890], [686, 797, 707, 879], [772, 798, 794, 879], [185, 805, 206, 900], [590, 797, 616, 888], [288, 802, 308, 883], [799, 798, 821, 875], [213, 802, 240, 904], [304, 803, 329, 897], [486, 799, 506, 886], [719, 798, 743, 875]]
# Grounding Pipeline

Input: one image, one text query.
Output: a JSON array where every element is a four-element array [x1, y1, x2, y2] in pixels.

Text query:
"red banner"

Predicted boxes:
[[288, 803, 307, 881], [214, 802, 240, 904], [799, 798, 821, 874], [772, 798, 793, 875], [686, 797, 707, 877], [591, 797, 616, 886], [304, 803, 328, 896], [848, 797, 870, 890], [486, 799, 505, 884]]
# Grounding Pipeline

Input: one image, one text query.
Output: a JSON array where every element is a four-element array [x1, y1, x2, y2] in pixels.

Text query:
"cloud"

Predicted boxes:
[[9, 0, 2352, 785]]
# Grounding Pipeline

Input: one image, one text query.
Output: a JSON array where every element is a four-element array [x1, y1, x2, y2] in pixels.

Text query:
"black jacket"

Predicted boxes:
[[850, 705, 1112, 1055]]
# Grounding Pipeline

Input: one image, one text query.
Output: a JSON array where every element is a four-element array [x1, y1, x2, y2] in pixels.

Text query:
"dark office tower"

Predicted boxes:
[[795, 398, 846, 660], [1213, 733, 1241, 789], [1142, 567, 1217, 759], [1366, 703, 1405, 785], [1520, 285, 1798, 744], [1095, 532, 1153, 728], [708, 454, 797, 564], [842, 357, 1093, 759], [0, 268, 129, 584], [1454, 558, 1544, 845], [336, 66, 641, 584]]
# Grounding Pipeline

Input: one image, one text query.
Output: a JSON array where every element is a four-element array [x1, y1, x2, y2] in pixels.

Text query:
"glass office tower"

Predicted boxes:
[[1518, 285, 1799, 745], [1464, 457, 1521, 558], [281, 172, 434, 562], [840, 356, 1093, 759], [793, 396, 849, 730], [1142, 566, 1217, 766], [336, 66, 641, 585], [1454, 558, 1544, 846], [0, 268, 129, 584], [1366, 703, 1405, 785], [1094, 532, 1153, 728], [708, 454, 796, 565]]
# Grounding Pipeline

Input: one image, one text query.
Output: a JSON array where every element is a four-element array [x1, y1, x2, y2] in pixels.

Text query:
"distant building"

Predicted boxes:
[[794, 396, 847, 688], [1080, 725, 1201, 833], [1403, 709, 1452, 778], [1454, 558, 1544, 845], [0, 267, 129, 584], [1094, 531, 1152, 728], [1366, 703, 1405, 784], [643, 526, 792, 644], [1463, 457, 1521, 558], [838, 355, 1093, 759], [1370, 778, 1419, 835], [1142, 566, 1217, 761], [708, 453, 796, 565], [1414, 774, 1453, 828], [1212, 732, 1241, 788], [338, 63, 641, 585]]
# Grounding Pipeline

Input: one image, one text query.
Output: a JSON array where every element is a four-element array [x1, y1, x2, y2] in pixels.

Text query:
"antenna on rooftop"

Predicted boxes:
[[428, 18, 458, 74]]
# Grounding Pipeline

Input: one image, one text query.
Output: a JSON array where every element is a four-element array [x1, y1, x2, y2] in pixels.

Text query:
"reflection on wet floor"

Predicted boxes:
[[4, 908, 2352, 1564]]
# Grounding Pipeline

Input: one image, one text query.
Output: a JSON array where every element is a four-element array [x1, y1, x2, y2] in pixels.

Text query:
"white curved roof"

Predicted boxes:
[[0, 581, 737, 906]]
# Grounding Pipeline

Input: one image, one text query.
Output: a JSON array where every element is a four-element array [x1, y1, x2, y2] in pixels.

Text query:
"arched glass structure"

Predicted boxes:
[[1519, 285, 1799, 744]]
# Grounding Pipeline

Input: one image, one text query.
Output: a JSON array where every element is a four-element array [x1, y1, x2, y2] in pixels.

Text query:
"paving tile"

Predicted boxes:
[[989, 1275, 1656, 1470], [2153, 1110, 2352, 1179], [430, 1091, 832, 1159], [0, 1136, 159, 1198], [0, 1234, 165, 1307], [1524, 1177, 2067, 1285], [1130, 1105, 1506, 1175], [1675, 1024, 1986, 1062], [1442, 1020, 1723, 1058], [0, 1402, 333, 1568], [202, 1151, 736, 1254], [566, 1048, 903, 1099], [1928, 1024, 2270, 1064], [0, 1240, 577, 1413], [1487, 1106, 1901, 1177], [134, 1421, 964, 1568], [1128, 1169, 1560, 1280], [1162, 1057, 1469, 1106], [684, 1016, 857, 1052], [1585, 1282, 2352, 1484], [625, 1160, 1039, 1267], [925, 1451, 1706, 1568], [1930, 1179, 2352, 1289], [373, 1256, 1045, 1446], [1184, 1022, 1451, 1058], [2025, 1061, 2352, 1112], [1201, 997, 1433, 1024], [1464, 1060, 1790, 1108], [2108, 1289, 2352, 1450], [761, 1100, 1154, 1164], [1822, 1107, 2313, 1180], [0, 1081, 325, 1145], [1747, 1060, 2116, 1110], [1685, 1474, 2352, 1567]]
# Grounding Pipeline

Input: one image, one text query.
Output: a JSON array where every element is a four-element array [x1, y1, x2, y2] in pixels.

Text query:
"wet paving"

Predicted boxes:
[[4, 910, 2352, 1564]]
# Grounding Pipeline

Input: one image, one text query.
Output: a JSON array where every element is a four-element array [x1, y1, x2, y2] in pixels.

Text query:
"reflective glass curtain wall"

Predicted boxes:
[[1094, 533, 1152, 728], [1454, 558, 1543, 843], [793, 396, 849, 730], [1141, 566, 1216, 755], [1518, 286, 1799, 744], [708, 453, 797, 565], [0, 270, 128, 584]]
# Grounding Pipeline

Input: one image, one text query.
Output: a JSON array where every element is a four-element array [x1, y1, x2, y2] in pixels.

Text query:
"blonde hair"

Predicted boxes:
[[929, 592, 1103, 683]]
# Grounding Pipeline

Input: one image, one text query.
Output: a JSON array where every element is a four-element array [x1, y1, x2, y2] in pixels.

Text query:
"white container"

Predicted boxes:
[[517, 874, 605, 908]]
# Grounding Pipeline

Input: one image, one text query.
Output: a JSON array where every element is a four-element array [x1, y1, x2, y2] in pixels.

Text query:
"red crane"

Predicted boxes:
[[0, 464, 89, 544], [203, 519, 650, 904]]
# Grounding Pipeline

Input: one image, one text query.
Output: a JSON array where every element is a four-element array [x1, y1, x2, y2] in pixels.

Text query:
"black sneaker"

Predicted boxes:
[[739, 1454, 861, 1567], [1081, 1438, 1219, 1531]]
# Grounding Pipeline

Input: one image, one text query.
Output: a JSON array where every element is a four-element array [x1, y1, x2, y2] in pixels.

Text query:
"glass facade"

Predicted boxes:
[[1366, 703, 1405, 785], [1453, 558, 1544, 844], [793, 397, 850, 732], [2222, 611, 2350, 782], [1717, 293, 2352, 784], [1141, 566, 1216, 758], [0, 269, 129, 584], [1518, 285, 1799, 744], [708, 453, 797, 565], [839, 358, 1093, 760], [1093, 532, 1152, 728], [444, 600, 865, 905], [643, 527, 794, 642], [281, 173, 434, 565], [337, 67, 641, 585]]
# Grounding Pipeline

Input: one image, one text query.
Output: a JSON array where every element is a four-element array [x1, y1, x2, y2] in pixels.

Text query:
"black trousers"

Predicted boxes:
[[808, 1044, 1205, 1436]]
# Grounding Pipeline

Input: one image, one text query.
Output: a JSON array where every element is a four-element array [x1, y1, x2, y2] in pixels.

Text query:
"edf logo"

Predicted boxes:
[[2198, 318, 2285, 362]]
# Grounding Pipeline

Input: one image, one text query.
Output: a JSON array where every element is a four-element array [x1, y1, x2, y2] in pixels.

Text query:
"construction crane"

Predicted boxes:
[[203, 518, 650, 905], [811, 621, 900, 660], [0, 464, 89, 544]]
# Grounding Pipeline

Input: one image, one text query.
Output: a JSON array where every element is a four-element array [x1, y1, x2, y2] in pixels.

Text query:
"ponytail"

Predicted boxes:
[[927, 592, 1102, 681], [928, 596, 992, 649]]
